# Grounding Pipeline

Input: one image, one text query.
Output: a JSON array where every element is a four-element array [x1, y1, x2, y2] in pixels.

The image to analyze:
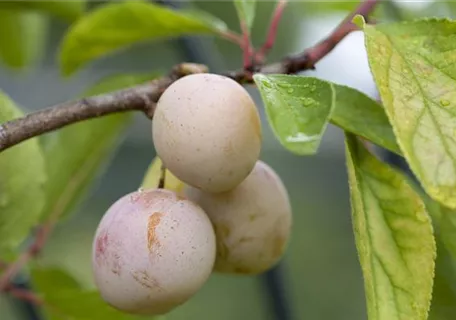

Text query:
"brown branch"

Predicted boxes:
[[5, 285, 45, 306], [0, 0, 379, 153], [0, 248, 35, 290], [0, 224, 54, 290], [5, 284, 71, 319]]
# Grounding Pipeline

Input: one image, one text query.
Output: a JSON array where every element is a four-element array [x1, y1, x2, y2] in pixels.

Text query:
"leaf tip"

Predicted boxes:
[[59, 64, 75, 78], [252, 73, 268, 87], [58, 52, 78, 78], [352, 14, 366, 29], [252, 73, 265, 81]]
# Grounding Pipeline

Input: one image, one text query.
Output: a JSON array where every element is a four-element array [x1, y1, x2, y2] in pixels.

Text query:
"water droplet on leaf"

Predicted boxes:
[[299, 97, 315, 107], [287, 88, 294, 94], [277, 82, 291, 89], [440, 99, 450, 107], [285, 133, 320, 143], [261, 81, 272, 88]]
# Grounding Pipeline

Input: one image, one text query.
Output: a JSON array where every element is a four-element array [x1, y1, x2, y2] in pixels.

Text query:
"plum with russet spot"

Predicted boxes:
[[92, 188, 216, 315]]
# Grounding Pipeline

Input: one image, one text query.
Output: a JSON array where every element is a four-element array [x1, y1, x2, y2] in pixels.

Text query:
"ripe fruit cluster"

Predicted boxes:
[[91, 74, 293, 316]]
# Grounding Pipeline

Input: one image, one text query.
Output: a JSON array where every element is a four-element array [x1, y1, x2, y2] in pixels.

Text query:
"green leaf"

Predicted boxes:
[[59, 1, 228, 76], [253, 74, 401, 155], [32, 266, 81, 291], [0, 10, 48, 69], [345, 133, 436, 320], [361, 18, 456, 209], [234, 0, 256, 31], [253, 74, 335, 155], [0, 1, 86, 22], [332, 84, 401, 155], [31, 267, 149, 320], [40, 73, 158, 221], [0, 90, 46, 256]]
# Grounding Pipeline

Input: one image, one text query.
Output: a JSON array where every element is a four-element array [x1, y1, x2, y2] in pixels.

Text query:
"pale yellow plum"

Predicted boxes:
[[152, 73, 262, 193], [92, 189, 216, 315], [184, 160, 292, 275]]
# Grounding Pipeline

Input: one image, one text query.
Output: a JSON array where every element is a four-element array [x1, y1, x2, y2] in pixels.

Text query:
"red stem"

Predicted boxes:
[[255, 0, 288, 64], [240, 21, 254, 71]]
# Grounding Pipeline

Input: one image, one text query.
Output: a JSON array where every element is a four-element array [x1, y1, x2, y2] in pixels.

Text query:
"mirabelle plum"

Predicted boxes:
[[152, 73, 262, 193], [185, 160, 292, 275]]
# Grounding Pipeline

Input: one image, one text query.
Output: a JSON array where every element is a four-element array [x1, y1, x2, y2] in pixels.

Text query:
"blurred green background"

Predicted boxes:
[[1, 1, 454, 319]]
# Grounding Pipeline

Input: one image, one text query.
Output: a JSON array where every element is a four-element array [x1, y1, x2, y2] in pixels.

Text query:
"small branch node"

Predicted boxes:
[[171, 63, 209, 79]]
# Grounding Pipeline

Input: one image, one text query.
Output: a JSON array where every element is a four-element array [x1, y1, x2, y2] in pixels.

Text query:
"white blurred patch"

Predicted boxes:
[[296, 13, 378, 100], [392, 0, 434, 12]]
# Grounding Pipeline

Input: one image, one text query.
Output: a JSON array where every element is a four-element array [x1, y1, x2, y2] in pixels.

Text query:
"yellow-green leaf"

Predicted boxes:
[[361, 18, 456, 209], [345, 133, 436, 320], [0, 10, 48, 69], [59, 1, 228, 76], [0, 90, 46, 256]]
